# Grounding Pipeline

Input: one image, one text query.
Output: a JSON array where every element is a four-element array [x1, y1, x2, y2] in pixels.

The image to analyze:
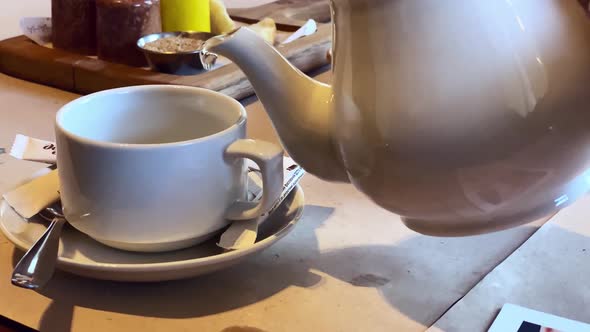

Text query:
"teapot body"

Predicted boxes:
[[331, 0, 590, 234], [204, 0, 590, 235]]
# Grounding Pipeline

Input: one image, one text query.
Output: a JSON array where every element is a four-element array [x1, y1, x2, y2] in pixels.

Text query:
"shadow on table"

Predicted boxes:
[[10, 204, 332, 331], [11, 205, 546, 332]]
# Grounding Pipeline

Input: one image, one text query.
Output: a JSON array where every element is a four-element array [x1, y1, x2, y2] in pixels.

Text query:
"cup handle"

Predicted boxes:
[[224, 139, 283, 220]]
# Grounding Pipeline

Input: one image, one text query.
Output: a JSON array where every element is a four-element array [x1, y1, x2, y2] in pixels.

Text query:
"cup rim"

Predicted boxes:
[[55, 85, 247, 150]]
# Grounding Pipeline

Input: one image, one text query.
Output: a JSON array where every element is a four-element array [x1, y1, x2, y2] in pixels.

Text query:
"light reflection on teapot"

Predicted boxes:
[[203, 0, 590, 236]]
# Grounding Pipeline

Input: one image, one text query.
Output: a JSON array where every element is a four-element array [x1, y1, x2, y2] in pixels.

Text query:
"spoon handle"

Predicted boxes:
[[11, 217, 66, 290]]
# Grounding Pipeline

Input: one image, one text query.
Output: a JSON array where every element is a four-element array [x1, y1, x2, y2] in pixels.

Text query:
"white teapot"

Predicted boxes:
[[203, 0, 590, 236]]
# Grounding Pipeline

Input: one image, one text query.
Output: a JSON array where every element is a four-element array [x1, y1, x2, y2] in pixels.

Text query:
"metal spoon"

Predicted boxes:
[[11, 203, 66, 290]]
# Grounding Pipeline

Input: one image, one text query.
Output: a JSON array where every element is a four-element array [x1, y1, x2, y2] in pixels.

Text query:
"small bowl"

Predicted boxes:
[[137, 31, 216, 75]]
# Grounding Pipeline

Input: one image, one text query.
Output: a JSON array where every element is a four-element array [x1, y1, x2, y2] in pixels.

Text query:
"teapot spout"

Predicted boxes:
[[203, 27, 349, 182]]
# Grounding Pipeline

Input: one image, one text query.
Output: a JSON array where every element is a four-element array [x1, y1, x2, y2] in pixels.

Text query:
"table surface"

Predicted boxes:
[[0, 1, 589, 332]]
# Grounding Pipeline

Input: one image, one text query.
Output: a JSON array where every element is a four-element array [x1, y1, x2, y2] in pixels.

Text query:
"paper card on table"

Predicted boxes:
[[488, 303, 590, 332]]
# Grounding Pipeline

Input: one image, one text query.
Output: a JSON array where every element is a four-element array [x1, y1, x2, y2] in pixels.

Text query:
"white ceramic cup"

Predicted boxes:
[[55, 85, 283, 252]]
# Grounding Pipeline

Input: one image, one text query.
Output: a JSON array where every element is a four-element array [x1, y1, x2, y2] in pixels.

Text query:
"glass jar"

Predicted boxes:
[[52, 0, 97, 55], [96, 0, 162, 67]]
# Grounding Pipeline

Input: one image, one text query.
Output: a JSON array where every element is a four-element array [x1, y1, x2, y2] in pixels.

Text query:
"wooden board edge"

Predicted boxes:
[[0, 25, 331, 100], [0, 36, 78, 91]]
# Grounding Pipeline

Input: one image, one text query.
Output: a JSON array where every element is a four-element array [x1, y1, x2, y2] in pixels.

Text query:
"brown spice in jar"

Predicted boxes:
[[52, 0, 97, 55], [96, 0, 162, 67], [143, 36, 204, 53]]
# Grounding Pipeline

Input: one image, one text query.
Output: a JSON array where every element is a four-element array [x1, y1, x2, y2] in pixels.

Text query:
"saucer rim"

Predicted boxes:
[[0, 186, 304, 272]]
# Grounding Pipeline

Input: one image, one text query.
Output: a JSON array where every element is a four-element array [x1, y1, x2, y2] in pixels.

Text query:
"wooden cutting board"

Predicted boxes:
[[229, 0, 331, 27], [0, 1, 332, 100]]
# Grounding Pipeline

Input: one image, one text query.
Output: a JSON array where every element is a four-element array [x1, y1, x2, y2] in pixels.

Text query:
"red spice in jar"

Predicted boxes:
[[96, 0, 162, 67], [52, 0, 97, 55]]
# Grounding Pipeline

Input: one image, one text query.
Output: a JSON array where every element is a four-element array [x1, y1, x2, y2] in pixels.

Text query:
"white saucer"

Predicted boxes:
[[0, 186, 304, 282]]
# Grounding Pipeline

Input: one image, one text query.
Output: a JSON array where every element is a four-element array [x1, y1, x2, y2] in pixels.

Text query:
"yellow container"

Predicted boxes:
[[161, 0, 211, 33]]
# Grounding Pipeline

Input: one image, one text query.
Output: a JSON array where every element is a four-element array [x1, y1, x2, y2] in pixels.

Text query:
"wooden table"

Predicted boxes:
[[0, 1, 588, 331]]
